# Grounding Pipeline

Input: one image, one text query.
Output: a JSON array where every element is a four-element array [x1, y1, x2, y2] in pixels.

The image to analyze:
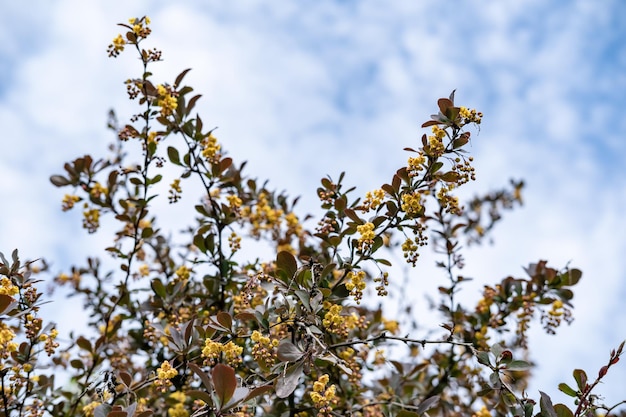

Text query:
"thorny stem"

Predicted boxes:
[[328, 333, 472, 350]]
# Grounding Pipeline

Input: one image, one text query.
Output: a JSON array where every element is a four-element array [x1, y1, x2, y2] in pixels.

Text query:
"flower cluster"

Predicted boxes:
[[155, 360, 178, 392], [201, 339, 243, 366], [356, 222, 375, 252], [401, 192, 423, 218], [250, 330, 279, 369], [407, 153, 426, 177], [360, 189, 385, 212], [61, 194, 81, 211], [310, 374, 338, 417], [322, 304, 367, 337], [425, 126, 446, 157], [82, 204, 101, 233], [345, 271, 366, 304], [156, 84, 178, 117], [201, 133, 221, 161], [459, 106, 483, 125]]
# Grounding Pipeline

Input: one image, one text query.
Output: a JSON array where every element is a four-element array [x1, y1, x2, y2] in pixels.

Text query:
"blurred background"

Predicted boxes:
[[1, 0, 625, 407]]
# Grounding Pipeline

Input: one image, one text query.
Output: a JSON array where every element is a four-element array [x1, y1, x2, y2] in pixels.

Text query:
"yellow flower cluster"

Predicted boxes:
[[155, 360, 178, 392], [82, 204, 101, 233], [401, 192, 423, 218], [169, 179, 182, 203], [138, 264, 150, 277], [401, 237, 420, 266], [345, 271, 366, 304], [82, 401, 101, 417], [201, 340, 243, 366], [61, 194, 81, 211], [459, 106, 483, 125], [0, 322, 18, 360], [472, 405, 492, 417], [356, 222, 375, 251], [90, 182, 107, 199], [322, 305, 366, 337], [201, 133, 221, 161], [228, 232, 242, 252], [361, 189, 385, 212], [250, 330, 279, 368], [168, 392, 189, 417], [38, 328, 60, 356], [427, 126, 446, 157], [436, 186, 461, 215], [157, 84, 178, 117], [240, 192, 284, 238], [175, 265, 191, 281], [226, 194, 242, 210], [0, 277, 19, 297], [310, 374, 338, 417], [407, 153, 426, 177]]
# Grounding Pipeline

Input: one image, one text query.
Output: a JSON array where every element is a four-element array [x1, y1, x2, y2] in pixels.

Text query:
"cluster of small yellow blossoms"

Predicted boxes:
[[360, 189, 386, 212], [108, 17, 151, 57], [155, 360, 178, 392], [89, 182, 107, 199], [338, 347, 363, 384], [156, 84, 178, 117], [138, 263, 150, 277], [240, 192, 284, 238], [345, 271, 366, 304], [436, 185, 462, 215], [310, 374, 338, 417], [168, 392, 189, 417], [24, 314, 43, 340], [56, 271, 81, 287], [226, 194, 243, 211], [228, 232, 242, 252], [322, 304, 367, 337], [201, 133, 221, 162], [175, 265, 191, 282], [401, 192, 423, 218], [407, 153, 426, 177], [0, 276, 19, 297], [541, 299, 572, 335], [472, 405, 492, 417], [61, 194, 81, 211], [82, 401, 101, 417], [401, 237, 418, 266], [169, 179, 182, 203], [374, 272, 389, 296], [38, 328, 59, 356], [201, 339, 243, 366], [459, 106, 483, 125], [476, 286, 497, 315], [356, 222, 375, 252], [250, 330, 279, 368], [82, 204, 101, 233], [450, 155, 476, 184], [0, 321, 18, 360], [426, 126, 446, 157]]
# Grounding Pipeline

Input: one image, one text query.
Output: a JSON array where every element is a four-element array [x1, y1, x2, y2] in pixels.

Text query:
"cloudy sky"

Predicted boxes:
[[1, 0, 625, 408]]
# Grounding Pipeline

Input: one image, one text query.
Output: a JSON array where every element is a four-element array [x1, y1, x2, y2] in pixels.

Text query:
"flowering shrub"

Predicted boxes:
[[1, 16, 623, 417]]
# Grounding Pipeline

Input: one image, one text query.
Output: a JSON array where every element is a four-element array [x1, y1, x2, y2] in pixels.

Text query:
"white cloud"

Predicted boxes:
[[1, 0, 625, 409]]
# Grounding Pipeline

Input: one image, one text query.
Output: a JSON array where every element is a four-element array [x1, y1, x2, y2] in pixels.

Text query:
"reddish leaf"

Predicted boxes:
[[212, 363, 237, 409]]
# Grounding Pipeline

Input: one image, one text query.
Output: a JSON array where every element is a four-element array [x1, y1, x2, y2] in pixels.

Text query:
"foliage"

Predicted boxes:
[[0, 16, 624, 417]]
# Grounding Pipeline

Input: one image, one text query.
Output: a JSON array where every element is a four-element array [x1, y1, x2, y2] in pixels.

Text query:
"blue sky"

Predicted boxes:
[[1, 0, 625, 408]]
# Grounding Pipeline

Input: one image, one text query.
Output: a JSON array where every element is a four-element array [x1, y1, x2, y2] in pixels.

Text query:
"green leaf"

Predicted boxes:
[[506, 360, 532, 371], [212, 364, 237, 409], [151, 278, 166, 298], [416, 395, 439, 414], [276, 251, 297, 280], [167, 146, 181, 165], [186, 389, 213, 406], [397, 411, 420, 417], [558, 383, 577, 397], [476, 351, 492, 367], [572, 369, 587, 391], [554, 404, 574, 417]]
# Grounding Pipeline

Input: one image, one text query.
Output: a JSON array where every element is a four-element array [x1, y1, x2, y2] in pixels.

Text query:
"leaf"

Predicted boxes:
[[0, 294, 17, 315], [244, 384, 273, 401], [151, 278, 166, 298], [539, 391, 558, 417], [416, 395, 440, 414], [277, 341, 304, 362], [275, 362, 304, 398], [167, 146, 181, 165], [506, 360, 531, 371], [175, 68, 192, 87], [476, 351, 492, 367], [50, 175, 71, 187], [216, 312, 232, 330], [397, 411, 420, 417], [276, 251, 297, 280], [572, 369, 587, 391], [212, 364, 237, 409], [186, 389, 214, 406], [188, 362, 213, 391], [553, 404, 574, 417], [558, 383, 577, 397]]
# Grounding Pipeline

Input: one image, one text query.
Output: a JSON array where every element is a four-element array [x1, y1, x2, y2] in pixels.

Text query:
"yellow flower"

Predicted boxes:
[[401, 192, 423, 217], [0, 277, 18, 296], [175, 265, 191, 281], [345, 271, 366, 304]]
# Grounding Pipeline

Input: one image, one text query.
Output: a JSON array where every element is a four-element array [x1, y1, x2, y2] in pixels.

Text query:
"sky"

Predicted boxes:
[[1, 0, 626, 409]]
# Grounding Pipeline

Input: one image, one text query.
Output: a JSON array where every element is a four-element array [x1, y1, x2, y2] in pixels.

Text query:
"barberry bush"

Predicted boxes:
[[1, 16, 624, 417]]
